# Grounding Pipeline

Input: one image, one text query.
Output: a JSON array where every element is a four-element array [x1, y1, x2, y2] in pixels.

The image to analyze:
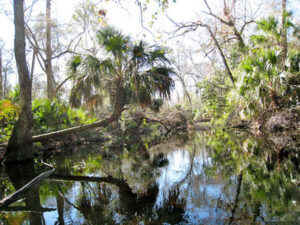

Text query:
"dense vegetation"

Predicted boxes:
[[0, 0, 299, 162]]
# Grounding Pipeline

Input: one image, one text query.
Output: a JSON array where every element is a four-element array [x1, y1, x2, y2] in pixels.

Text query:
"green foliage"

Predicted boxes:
[[196, 70, 232, 118], [0, 97, 98, 143], [0, 99, 18, 142], [236, 15, 300, 115], [32, 99, 96, 134], [8, 85, 20, 103], [237, 47, 283, 113], [195, 12, 300, 124]]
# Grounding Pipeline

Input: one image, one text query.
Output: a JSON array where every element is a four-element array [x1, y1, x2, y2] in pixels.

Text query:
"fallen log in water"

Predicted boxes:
[[0, 168, 55, 208]]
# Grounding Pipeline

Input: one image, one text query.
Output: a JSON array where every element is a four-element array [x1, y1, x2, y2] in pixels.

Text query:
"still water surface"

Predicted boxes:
[[0, 130, 299, 224]]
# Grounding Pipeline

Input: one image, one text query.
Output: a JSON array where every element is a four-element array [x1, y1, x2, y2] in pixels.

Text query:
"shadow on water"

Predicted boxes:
[[0, 129, 299, 224]]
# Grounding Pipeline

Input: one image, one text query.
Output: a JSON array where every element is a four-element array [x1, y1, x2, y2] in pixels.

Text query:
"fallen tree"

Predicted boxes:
[[32, 116, 116, 143]]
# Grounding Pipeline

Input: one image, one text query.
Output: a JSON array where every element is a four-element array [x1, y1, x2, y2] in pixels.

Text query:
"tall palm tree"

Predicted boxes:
[[69, 26, 175, 120]]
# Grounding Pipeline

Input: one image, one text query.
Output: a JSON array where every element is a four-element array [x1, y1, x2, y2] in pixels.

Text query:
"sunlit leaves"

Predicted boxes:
[[250, 35, 268, 45], [257, 16, 279, 34]]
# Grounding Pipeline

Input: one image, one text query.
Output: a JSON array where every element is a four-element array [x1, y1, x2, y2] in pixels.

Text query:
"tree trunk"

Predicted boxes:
[[3, 69, 8, 98], [5, 0, 33, 163], [32, 116, 117, 142], [0, 48, 3, 100], [179, 76, 191, 104], [232, 26, 245, 49], [112, 79, 126, 119], [229, 173, 243, 224], [281, 0, 287, 68], [46, 0, 55, 100]]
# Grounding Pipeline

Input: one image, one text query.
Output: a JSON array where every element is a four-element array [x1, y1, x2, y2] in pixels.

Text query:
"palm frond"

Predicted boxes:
[[82, 55, 101, 75], [99, 58, 116, 77], [97, 26, 131, 57], [257, 17, 281, 41], [131, 40, 150, 67], [67, 55, 82, 73], [146, 67, 175, 99], [149, 47, 170, 65]]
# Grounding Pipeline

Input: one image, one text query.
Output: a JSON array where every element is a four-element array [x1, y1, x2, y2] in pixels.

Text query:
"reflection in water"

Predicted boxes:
[[2, 161, 45, 225], [0, 130, 299, 224]]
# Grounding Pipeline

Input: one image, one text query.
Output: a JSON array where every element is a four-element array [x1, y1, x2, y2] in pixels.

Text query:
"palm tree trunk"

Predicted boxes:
[[113, 80, 126, 118], [5, 0, 33, 163]]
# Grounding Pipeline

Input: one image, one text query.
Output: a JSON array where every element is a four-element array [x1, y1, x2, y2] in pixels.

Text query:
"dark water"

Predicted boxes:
[[0, 130, 299, 224]]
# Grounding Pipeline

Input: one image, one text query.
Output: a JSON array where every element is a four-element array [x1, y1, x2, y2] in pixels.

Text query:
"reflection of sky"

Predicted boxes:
[[155, 147, 227, 224], [156, 150, 190, 206], [43, 181, 85, 224]]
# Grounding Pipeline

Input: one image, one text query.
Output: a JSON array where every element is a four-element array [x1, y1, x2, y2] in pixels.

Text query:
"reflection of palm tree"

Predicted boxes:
[[69, 26, 175, 119], [157, 186, 187, 224]]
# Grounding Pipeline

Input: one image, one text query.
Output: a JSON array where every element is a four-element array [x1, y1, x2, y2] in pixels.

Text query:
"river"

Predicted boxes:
[[0, 129, 299, 224]]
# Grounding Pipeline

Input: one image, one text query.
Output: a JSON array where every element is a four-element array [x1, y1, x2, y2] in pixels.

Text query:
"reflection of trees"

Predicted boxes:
[[5, 162, 45, 225], [157, 186, 187, 224], [4, 130, 297, 223], [56, 191, 65, 225], [48, 173, 188, 224], [206, 129, 300, 223]]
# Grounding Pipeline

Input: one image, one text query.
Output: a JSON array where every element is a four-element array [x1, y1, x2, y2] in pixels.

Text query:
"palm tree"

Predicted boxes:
[[69, 26, 175, 120], [31, 27, 175, 142]]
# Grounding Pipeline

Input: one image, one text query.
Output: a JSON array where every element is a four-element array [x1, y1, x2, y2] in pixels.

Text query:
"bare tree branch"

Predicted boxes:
[[135, 0, 157, 41]]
